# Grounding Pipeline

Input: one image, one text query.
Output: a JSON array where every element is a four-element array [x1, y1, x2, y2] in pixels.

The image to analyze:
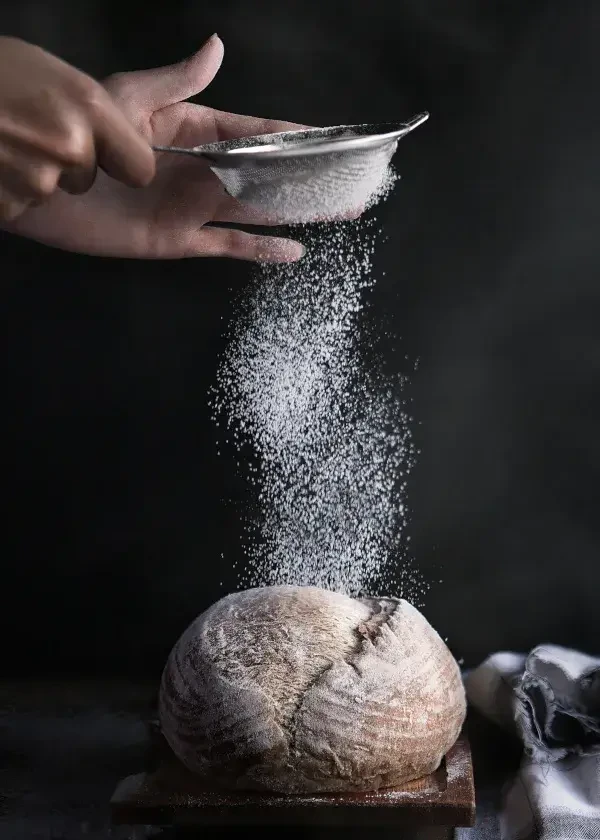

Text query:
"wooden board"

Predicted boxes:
[[110, 730, 475, 831]]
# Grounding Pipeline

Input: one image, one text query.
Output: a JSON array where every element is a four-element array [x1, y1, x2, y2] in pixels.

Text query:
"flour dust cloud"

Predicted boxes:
[[210, 183, 427, 603]]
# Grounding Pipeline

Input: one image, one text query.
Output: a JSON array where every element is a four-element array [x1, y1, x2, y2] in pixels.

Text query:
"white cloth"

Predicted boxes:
[[459, 645, 600, 840]]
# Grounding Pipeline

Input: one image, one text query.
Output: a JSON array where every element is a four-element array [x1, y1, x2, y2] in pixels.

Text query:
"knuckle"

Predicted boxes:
[[73, 73, 106, 110], [221, 228, 239, 254], [213, 229, 240, 258], [54, 121, 90, 167], [29, 165, 59, 199], [72, 75, 117, 122], [229, 229, 252, 256], [212, 229, 262, 262], [0, 201, 26, 222]]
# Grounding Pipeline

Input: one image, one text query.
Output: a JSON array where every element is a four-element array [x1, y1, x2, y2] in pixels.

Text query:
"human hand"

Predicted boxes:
[[0, 36, 154, 221], [5, 35, 306, 263]]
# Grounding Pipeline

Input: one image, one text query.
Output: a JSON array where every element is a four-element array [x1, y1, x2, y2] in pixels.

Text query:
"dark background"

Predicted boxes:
[[1, 1, 598, 678]]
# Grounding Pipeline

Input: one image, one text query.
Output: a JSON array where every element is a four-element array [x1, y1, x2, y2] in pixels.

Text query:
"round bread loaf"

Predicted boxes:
[[159, 585, 466, 793]]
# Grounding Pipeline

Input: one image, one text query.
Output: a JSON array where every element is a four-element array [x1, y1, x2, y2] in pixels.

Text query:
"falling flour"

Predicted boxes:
[[211, 164, 428, 602]]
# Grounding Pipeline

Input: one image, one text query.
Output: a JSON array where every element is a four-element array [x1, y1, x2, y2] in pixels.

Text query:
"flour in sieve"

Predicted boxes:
[[227, 146, 400, 224], [210, 168, 428, 602]]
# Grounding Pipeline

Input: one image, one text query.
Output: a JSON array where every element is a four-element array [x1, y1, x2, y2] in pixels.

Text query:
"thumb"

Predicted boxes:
[[106, 34, 224, 112]]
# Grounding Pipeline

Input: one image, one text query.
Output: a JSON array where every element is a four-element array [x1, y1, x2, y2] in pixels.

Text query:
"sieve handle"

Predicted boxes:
[[152, 144, 212, 160]]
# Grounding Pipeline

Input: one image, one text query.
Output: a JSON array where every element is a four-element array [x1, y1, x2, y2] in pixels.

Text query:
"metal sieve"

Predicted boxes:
[[152, 112, 429, 223]]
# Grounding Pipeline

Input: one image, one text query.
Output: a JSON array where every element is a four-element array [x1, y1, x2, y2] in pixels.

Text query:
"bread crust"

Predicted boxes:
[[159, 585, 466, 793]]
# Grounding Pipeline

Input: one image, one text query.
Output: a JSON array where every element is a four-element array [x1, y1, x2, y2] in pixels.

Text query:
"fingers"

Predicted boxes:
[[210, 108, 310, 143], [0, 36, 155, 206], [195, 227, 306, 262], [213, 195, 362, 226], [0, 141, 61, 218], [105, 34, 224, 113], [44, 110, 98, 194], [89, 89, 155, 187], [95, 35, 227, 183], [0, 99, 97, 197], [2, 78, 153, 195], [0, 184, 30, 222], [38, 75, 155, 189], [213, 196, 282, 227], [58, 158, 98, 195]]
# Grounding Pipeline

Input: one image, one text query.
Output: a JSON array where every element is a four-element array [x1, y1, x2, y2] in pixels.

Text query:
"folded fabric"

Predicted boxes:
[[461, 645, 600, 840]]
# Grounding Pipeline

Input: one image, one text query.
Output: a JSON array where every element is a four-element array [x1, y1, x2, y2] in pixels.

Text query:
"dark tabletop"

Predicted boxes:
[[0, 681, 521, 840]]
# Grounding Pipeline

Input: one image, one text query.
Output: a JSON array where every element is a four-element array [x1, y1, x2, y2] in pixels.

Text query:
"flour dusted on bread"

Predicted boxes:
[[159, 585, 466, 794]]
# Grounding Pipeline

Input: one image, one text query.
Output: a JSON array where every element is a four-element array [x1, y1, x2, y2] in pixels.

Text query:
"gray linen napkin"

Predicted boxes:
[[460, 645, 600, 840]]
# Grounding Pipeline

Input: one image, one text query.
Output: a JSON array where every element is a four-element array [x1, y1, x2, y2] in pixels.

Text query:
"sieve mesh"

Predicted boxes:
[[211, 143, 397, 223], [153, 114, 429, 224]]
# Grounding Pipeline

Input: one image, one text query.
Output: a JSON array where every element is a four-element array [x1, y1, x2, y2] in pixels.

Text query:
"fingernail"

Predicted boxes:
[[194, 34, 220, 55], [284, 240, 306, 262]]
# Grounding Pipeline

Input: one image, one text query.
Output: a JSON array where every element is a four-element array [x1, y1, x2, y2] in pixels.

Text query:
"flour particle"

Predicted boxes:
[[210, 169, 427, 603]]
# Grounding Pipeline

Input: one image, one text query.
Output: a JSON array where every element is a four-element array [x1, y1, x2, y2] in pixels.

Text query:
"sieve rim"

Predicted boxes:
[[171, 113, 429, 169]]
